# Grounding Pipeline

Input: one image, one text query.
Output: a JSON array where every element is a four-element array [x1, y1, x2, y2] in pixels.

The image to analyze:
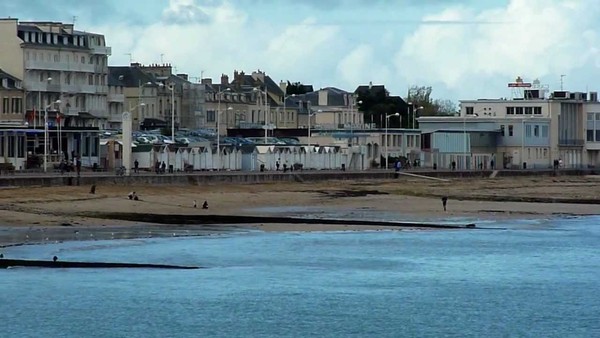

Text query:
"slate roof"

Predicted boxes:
[[0, 68, 22, 89], [108, 66, 158, 87], [355, 84, 388, 97]]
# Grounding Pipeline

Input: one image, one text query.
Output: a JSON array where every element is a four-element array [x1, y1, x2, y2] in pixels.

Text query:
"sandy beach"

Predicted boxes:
[[1, 175, 599, 247]]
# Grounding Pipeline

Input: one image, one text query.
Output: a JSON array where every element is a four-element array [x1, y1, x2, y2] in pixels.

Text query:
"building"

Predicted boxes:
[[419, 78, 595, 169], [108, 65, 161, 131], [0, 19, 111, 128], [288, 87, 363, 131]]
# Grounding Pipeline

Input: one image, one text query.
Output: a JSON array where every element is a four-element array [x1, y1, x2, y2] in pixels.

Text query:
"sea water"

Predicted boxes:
[[1, 216, 599, 338]]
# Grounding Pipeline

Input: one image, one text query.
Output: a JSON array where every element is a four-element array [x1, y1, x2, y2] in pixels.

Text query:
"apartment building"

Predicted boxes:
[[200, 70, 288, 135], [0, 19, 111, 128]]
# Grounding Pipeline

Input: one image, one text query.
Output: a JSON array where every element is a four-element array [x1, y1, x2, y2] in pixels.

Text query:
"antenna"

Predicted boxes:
[[72, 16, 77, 25], [201, 70, 205, 81], [125, 53, 133, 63], [560, 74, 566, 91]]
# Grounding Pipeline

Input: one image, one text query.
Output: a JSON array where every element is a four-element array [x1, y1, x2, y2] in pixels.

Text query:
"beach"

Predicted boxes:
[[1, 175, 599, 246]]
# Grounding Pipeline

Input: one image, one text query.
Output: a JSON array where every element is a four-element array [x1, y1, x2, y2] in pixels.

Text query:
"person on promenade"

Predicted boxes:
[[76, 157, 82, 177], [161, 161, 167, 174], [193, 200, 197, 208], [155, 160, 160, 174], [53, 256, 58, 262], [202, 201, 208, 209], [441, 196, 448, 211], [276, 159, 281, 171], [134, 160, 139, 174]]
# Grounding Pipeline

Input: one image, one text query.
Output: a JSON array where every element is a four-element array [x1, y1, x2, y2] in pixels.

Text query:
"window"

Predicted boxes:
[[81, 56, 85, 63], [83, 136, 90, 156], [0, 136, 3, 156], [506, 107, 515, 115], [500, 125, 505, 136], [8, 136, 15, 157], [541, 125, 548, 138], [17, 135, 25, 158], [516, 107, 524, 115], [534, 107, 542, 115], [525, 125, 532, 137], [92, 137, 98, 156], [54, 54, 59, 62], [597, 130, 600, 142], [466, 107, 474, 115], [525, 107, 533, 114], [588, 130, 595, 142], [534, 125, 539, 137], [207, 110, 216, 122], [508, 125, 514, 136], [11, 98, 22, 114], [65, 73, 71, 85], [3, 97, 9, 114]]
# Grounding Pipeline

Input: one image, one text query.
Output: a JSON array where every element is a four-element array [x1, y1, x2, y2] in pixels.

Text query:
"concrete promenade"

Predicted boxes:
[[0, 168, 596, 187]]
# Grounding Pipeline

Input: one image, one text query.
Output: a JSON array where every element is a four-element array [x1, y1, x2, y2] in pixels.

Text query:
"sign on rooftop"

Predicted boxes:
[[508, 76, 532, 88]]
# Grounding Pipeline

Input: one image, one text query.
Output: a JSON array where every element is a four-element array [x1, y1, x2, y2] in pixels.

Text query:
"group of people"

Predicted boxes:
[[154, 160, 168, 174], [128, 191, 139, 201], [59, 155, 82, 176]]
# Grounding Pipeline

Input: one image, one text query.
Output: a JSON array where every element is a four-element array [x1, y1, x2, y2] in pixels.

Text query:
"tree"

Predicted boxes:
[[286, 81, 312, 95], [433, 99, 458, 115], [406, 85, 459, 123]]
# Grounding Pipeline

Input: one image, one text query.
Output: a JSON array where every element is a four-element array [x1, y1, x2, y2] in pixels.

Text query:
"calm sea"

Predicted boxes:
[[1, 216, 599, 338]]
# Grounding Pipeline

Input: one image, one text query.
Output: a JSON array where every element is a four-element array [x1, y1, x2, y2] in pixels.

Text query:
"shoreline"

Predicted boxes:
[[1, 176, 599, 249]]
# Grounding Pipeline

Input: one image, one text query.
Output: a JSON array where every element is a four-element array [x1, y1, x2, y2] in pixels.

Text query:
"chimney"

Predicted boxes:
[[202, 78, 213, 85], [221, 74, 229, 86], [280, 81, 288, 95]]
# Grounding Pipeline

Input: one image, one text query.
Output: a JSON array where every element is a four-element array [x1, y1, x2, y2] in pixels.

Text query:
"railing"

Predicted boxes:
[[25, 60, 95, 73], [91, 46, 112, 55], [108, 93, 125, 103]]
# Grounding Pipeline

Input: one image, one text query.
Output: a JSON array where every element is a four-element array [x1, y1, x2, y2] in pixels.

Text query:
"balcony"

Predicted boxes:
[[62, 107, 80, 116], [91, 46, 112, 56], [108, 93, 125, 103], [25, 60, 95, 73], [559, 139, 584, 147]]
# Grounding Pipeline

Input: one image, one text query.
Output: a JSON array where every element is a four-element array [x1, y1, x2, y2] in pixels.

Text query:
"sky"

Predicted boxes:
[[4, 0, 600, 103]]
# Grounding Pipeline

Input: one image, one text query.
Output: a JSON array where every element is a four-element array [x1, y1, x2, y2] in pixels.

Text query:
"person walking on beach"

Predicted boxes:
[[441, 196, 448, 211], [134, 159, 139, 173], [202, 201, 209, 209], [276, 159, 281, 171]]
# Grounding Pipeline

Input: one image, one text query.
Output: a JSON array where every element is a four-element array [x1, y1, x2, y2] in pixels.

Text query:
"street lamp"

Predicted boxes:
[[414, 105, 424, 129], [216, 88, 231, 170], [43, 99, 61, 173], [282, 94, 296, 128], [463, 112, 479, 170], [307, 109, 322, 170], [122, 102, 145, 176], [253, 87, 269, 143], [385, 112, 400, 169]]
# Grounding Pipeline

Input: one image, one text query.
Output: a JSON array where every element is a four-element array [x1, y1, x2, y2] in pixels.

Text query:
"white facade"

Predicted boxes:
[[15, 21, 111, 129]]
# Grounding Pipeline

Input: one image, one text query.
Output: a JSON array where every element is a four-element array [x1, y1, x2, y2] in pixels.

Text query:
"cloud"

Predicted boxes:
[[394, 0, 600, 94], [336, 45, 392, 89], [162, 0, 212, 25]]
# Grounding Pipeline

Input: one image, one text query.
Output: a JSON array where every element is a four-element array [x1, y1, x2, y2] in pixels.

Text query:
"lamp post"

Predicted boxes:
[[43, 99, 61, 173], [253, 87, 269, 143], [216, 88, 231, 170], [306, 109, 322, 169], [122, 103, 145, 176], [282, 94, 295, 128], [169, 83, 175, 142], [385, 112, 400, 169], [414, 105, 424, 129]]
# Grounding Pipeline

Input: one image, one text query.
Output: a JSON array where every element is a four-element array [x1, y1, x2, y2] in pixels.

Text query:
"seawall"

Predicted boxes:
[[0, 169, 596, 187]]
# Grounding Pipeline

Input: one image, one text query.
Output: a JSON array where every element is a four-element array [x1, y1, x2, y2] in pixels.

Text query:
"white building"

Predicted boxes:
[[419, 78, 595, 169], [0, 18, 111, 129]]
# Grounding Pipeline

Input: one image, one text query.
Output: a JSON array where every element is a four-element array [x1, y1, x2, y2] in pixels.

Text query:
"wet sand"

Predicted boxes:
[[1, 176, 599, 247]]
